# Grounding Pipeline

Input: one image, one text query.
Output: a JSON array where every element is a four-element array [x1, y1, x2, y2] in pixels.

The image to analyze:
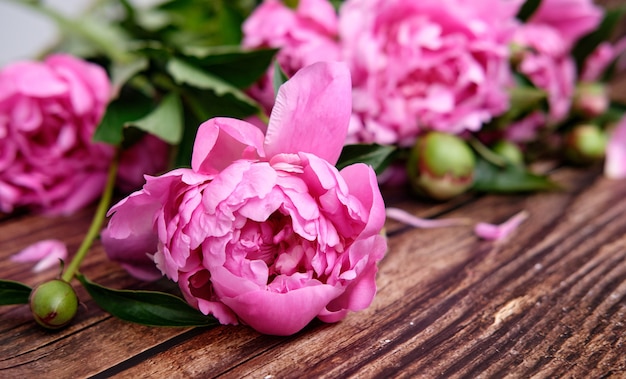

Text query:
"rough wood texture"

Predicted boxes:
[[1, 165, 625, 378]]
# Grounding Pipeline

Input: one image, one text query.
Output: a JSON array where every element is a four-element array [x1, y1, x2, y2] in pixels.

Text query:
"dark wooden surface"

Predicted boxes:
[[1, 163, 625, 378]]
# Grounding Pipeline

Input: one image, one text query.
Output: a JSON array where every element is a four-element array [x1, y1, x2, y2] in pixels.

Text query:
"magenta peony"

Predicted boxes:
[[0, 54, 114, 214], [103, 62, 388, 336]]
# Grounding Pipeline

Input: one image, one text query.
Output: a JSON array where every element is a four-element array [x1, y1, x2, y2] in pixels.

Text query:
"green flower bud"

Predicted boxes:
[[564, 124, 607, 165], [492, 140, 524, 166], [30, 279, 78, 329], [407, 132, 475, 200]]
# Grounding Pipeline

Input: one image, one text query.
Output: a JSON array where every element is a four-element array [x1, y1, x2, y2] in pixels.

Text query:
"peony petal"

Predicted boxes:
[[340, 163, 386, 239], [605, 116, 626, 179], [264, 62, 352, 165], [191, 118, 265, 175], [386, 207, 471, 228], [474, 210, 529, 241], [218, 282, 343, 336], [11, 239, 68, 272]]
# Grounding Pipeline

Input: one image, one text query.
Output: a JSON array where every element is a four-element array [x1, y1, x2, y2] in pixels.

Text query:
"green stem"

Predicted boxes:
[[61, 151, 119, 282], [469, 137, 508, 168]]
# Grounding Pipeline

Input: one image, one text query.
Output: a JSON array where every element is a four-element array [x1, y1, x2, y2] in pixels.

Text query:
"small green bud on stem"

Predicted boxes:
[[564, 124, 607, 165], [407, 132, 475, 200], [492, 140, 524, 166], [30, 279, 78, 329]]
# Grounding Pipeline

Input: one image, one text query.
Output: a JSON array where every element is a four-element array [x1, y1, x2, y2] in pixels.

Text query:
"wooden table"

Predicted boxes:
[[1, 163, 625, 378]]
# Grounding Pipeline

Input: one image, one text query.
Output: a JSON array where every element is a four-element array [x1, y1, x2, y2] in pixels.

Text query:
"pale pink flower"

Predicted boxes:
[[0, 54, 114, 215], [605, 116, 626, 179], [103, 62, 387, 336], [11, 239, 68, 272], [340, 0, 520, 145]]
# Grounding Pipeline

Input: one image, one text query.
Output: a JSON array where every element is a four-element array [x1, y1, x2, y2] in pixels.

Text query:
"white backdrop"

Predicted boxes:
[[0, 0, 160, 66]]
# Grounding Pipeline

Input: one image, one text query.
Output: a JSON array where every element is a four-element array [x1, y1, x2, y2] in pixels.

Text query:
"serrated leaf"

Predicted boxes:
[[77, 274, 219, 327], [180, 46, 278, 89], [272, 61, 289, 98], [128, 92, 183, 144], [336, 144, 397, 175], [472, 157, 560, 193], [572, 7, 626, 71], [0, 280, 32, 306], [517, 0, 542, 21], [166, 57, 261, 113]]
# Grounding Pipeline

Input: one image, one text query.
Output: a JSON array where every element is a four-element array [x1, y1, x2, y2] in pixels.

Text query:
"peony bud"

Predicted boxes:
[[492, 140, 524, 165], [572, 82, 609, 119], [29, 279, 78, 329], [407, 132, 475, 200], [564, 124, 607, 164]]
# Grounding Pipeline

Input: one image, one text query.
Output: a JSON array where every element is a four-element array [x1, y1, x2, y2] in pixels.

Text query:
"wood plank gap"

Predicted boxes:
[[88, 327, 208, 379]]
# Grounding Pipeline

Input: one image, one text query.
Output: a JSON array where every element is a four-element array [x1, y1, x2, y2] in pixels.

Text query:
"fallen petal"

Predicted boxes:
[[11, 239, 68, 272], [605, 116, 626, 179], [385, 207, 471, 229], [474, 211, 529, 241]]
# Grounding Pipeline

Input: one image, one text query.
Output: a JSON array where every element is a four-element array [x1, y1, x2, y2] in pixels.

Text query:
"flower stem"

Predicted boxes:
[[61, 151, 119, 283]]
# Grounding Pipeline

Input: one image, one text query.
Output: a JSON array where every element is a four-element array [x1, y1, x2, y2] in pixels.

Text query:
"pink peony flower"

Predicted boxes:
[[0, 54, 114, 215], [103, 62, 387, 336], [513, 0, 603, 124], [243, 0, 341, 110], [117, 134, 170, 193], [0, 54, 171, 215], [513, 25, 577, 123], [339, 0, 520, 145], [527, 0, 603, 50]]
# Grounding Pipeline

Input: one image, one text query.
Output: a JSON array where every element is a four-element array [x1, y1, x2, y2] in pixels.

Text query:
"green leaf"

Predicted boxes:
[[77, 274, 219, 327], [93, 91, 154, 145], [180, 46, 277, 89], [336, 144, 397, 175], [517, 0, 542, 21], [0, 280, 32, 306], [110, 57, 149, 90], [166, 57, 261, 113], [272, 60, 289, 98], [128, 92, 183, 144], [572, 7, 626, 71], [472, 157, 560, 193]]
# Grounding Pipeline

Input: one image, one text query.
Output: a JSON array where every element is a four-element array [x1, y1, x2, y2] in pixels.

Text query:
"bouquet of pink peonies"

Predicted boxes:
[[1, 0, 625, 336]]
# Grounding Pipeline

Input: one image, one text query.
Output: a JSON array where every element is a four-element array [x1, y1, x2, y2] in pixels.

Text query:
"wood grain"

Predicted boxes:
[[2, 166, 625, 378]]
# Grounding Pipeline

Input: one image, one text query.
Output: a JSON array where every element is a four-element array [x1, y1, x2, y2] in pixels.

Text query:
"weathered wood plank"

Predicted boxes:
[[107, 167, 626, 378], [2, 166, 625, 378]]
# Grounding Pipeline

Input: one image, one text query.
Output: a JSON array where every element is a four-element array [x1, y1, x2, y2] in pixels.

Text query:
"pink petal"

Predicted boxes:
[[11, 239, 68, 272], [264, 62, 352, 165], [218, 282, 343, 336], [474, 211, 529, 241], [385, 207, 471, 228], [605, 116, 626, 179], [340, 163, 386, 238], [191, 118, 265, 175]]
